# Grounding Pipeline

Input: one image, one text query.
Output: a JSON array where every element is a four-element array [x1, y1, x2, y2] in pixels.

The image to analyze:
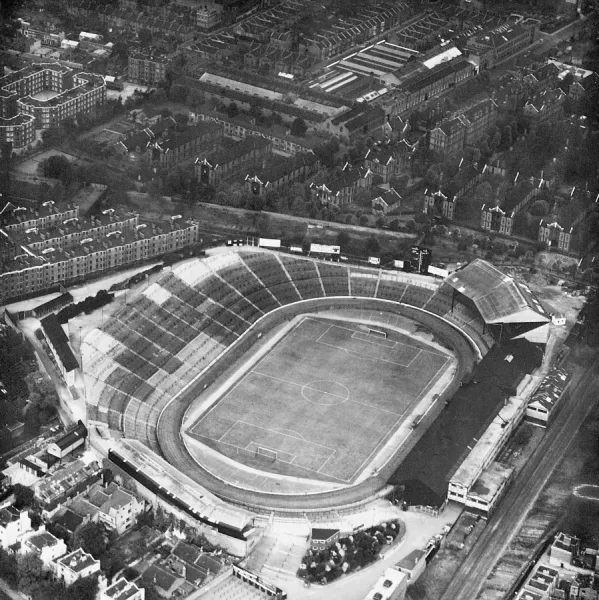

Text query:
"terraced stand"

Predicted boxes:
[[84, 250, 492, 512]]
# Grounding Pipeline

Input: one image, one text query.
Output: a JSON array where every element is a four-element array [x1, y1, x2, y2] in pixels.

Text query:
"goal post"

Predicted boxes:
[[255, 446, 278, 462], [368, 328, 387, 339]]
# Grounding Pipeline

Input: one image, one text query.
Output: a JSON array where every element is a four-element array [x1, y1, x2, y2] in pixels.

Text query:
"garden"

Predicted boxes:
[[297, 520, 404, 585]]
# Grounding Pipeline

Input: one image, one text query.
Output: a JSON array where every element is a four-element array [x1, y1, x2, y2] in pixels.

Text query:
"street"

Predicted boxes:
[[439, 353, 599, 600]]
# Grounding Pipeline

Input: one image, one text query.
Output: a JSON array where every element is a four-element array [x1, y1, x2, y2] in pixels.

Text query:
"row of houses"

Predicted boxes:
[[192, 111, 320, 155], [0, 201, 201, 303], [232, 0, 410, 60], [514, 530, 599, 599], [1, 506, 141, 599], [64, 0, 195, 42]]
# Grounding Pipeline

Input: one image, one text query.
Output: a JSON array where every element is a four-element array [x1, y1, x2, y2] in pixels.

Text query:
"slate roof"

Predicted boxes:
[[40, 314, 79, 372]]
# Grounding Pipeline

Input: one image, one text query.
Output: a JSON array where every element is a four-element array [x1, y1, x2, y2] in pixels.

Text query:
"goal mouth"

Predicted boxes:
[[254, 446, 278, 463], [368, 328, 388, 339]]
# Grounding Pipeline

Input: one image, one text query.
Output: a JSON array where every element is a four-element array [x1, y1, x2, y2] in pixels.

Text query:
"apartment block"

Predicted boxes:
[[0, 209, 200, 302], [128, 52, 170, 86], [0, 63, 105, 133]]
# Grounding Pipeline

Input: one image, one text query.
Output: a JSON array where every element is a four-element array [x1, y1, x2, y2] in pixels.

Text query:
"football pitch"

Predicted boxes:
[[188, 317, 452, 483]]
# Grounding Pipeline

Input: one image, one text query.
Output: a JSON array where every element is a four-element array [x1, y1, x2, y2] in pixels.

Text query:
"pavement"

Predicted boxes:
[[255, 501, 463, 600], [439, 351, 599, 600]]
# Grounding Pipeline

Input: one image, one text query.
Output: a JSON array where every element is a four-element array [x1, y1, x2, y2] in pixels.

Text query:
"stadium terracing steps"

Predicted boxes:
[[83, 250, 492, 451]]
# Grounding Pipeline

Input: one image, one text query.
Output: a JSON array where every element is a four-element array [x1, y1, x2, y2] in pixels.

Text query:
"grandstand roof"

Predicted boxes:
[[446, 260, 549, 324]]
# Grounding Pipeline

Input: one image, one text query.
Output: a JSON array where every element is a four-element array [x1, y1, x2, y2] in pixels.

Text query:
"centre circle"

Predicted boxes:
[[301, 380, 350, 406]]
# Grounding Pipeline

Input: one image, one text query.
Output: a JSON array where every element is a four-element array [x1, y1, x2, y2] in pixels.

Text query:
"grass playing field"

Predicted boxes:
[[188, 317, 451, 483]]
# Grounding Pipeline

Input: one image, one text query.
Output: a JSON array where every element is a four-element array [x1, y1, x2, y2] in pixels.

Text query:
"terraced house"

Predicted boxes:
[[310, 164, 372, 206], [0, 201, 200, 302], [195, 136, 272, 186], [523, 88, 566, 131], [243, 152, 320, 196], [146, 121, 223, 168]]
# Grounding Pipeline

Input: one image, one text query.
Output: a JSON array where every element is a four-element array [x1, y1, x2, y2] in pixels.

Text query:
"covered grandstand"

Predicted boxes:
[[446, 259, 550, 342]]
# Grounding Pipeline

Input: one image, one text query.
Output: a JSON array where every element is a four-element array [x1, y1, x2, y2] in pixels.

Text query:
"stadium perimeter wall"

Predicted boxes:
[[156, 297, 478, 514]]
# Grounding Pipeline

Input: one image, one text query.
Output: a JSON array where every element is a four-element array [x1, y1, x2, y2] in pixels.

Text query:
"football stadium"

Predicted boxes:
[[82, 250, 549, 549]]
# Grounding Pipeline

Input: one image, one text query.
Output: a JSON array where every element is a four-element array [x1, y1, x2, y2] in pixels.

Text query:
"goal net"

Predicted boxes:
[[255, 446, 277, 462], [368, 328, 387, 339]]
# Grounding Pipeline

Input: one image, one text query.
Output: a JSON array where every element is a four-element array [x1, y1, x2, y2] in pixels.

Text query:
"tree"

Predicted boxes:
[[101, 546, 127, 579], [559, 72, 575, 94], [425, 163, 445, 189], [73, 522, 107, 558], [336, 230, 351, 250], [138, 28, 152, 46], [513, 211, 529, 237], [408, 579, 427, 600], [13, 484, 35, 509], [226, 102, 239, 118], [169, 83, 189, 104], [290, 117, 308, 137], [17, 552, 43, 596], [366, 234, 380, 256], [501, 124, 513, 150], [529, 199, 550, 217], [0, 548, 18, 586], [66, 575, 98, 600], [139, 583, 162, 600], [42, 154, 73, 183]]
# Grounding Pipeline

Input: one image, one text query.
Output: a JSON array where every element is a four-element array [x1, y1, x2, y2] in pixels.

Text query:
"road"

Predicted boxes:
[[439, 353, 599, 600]]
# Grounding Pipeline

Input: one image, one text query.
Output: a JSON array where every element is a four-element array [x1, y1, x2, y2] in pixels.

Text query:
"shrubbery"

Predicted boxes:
[[297, 520, 402, 585]]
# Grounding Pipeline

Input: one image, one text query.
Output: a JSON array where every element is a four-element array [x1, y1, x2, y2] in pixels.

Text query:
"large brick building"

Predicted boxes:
[[523, 88, 566, 131], [309, 163, 372, 206], [146, 121, 223, 168], [0, 202, 200, 302], [128, 51, 170, 86], [466, 23, 537, 70], [429, 98, 497, 156], [0, 63, 105, 141], [195, 136, 272, 186]]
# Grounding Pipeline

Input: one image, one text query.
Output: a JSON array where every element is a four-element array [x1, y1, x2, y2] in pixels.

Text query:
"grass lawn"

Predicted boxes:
[[188, 317, 451, 482]]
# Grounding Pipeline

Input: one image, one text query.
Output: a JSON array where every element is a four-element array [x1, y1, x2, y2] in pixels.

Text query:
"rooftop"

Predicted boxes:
[[142, 563, 182, 593], [53, 421, 87, 450], [0, 506, 22, 527], [40, 314, 79, 372], [396, 549, 426, 571], [26, 531, 62, 551], [311, 528, 339, 541], [468, 461, 514, 501], [104, 577, 143, 600], [446, 259, 549, 324], [57, 548, 98, 573], [203, 135, 272, 167]]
